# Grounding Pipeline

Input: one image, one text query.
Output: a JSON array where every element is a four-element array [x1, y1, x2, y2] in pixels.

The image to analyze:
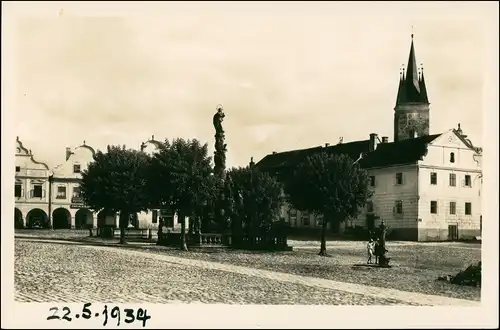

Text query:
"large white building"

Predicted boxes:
[[256, 35, 483, 241]]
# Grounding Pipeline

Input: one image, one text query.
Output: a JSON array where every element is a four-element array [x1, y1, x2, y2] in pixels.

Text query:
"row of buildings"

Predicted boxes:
[[14, 136, 184, 231], [14, 34, 483, 241], [256, 35, 483, 241]]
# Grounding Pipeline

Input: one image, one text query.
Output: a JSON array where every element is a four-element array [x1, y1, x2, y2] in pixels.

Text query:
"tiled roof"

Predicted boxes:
[[256, 140, 370, 171], [256, 134, 442, 172], [359, 134, 440, 168]]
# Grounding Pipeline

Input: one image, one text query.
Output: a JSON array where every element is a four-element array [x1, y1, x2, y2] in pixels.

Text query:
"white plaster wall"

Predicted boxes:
[[417, 133, 482, 237], [354, 164, 419, 229]]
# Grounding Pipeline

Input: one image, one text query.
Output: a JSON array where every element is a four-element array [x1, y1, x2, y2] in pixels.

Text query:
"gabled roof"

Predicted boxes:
[[359, 134, 441, 168], [15, 136, 49, 170], [140, 135, 164, 152], [256, 140, 370, 171], [256, 133, 442, 172], [451, 129, 483, 154], [76, 141, 96, 158]]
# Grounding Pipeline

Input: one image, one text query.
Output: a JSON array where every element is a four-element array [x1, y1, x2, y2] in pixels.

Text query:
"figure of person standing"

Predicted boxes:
[[367, 238, 375, 264]]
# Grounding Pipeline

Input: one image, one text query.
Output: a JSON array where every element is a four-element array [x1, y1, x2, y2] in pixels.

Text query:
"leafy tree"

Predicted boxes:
[[148, 138, 214, 251], [285, 152, 372, 256], [228, 166, 283, 237], [80, 145, 151, 244]]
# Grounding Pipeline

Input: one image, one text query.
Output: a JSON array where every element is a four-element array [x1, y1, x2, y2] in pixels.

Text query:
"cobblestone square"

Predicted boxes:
[[14, 238, 479, 306]]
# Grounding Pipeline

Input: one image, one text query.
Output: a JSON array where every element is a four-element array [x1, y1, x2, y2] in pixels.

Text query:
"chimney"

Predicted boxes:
[[369, 133, 378, 152], [325, 143, 330, 147], [65, 147, 72, 161], [382, 136, 389, 143], [272, 151, 277, 154]]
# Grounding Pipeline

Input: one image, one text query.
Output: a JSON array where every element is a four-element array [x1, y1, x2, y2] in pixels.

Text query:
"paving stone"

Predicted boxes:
[[14, 239, 479, 306], [14, 240, 418, 305]]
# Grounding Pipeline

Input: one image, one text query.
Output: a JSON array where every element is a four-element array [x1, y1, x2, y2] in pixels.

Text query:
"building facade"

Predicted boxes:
[[256, 35, 483, 241], [50, 142, 97, 229], [15, 137, 51, 229], [14, 136, 190, 232]]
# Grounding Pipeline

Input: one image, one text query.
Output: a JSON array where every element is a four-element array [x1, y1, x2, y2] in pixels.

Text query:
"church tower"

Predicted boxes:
[[394, 34, 430, 142]]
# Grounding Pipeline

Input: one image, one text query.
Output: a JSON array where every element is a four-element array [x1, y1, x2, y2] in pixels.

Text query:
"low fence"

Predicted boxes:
[[95, 227, 156, 241], [158, 232, 292, 251]]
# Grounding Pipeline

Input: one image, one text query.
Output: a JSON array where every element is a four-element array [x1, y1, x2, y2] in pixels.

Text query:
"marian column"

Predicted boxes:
[[213, 105, 229, 232]]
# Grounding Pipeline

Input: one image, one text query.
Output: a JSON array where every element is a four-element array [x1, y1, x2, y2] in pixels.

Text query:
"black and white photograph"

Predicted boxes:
[[2, 1, 498, 328]]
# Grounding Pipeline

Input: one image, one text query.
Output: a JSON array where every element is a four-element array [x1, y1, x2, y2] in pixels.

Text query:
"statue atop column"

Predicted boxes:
[[213, 105, 227, 178]]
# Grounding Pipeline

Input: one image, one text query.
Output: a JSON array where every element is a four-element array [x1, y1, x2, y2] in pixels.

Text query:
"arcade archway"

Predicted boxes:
[[75, 208, 93, 229], [129, 212, 139, 229], [15, 208, 23, 229], [52, 208, 71, 229], [97, 210, 116, 228], [26, 209, 49, 229]]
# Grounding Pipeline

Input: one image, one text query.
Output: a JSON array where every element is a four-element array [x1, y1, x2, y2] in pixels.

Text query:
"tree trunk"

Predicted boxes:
[[318, 214, 328, 256], [120, 227, 126, 245], [180, 212, 188, 251], [119, 211, 128, 245], [188, 216, 194, 235]]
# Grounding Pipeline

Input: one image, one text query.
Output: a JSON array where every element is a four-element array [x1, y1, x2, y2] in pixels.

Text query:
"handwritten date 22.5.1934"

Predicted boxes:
[[47, 303, 151, 327]]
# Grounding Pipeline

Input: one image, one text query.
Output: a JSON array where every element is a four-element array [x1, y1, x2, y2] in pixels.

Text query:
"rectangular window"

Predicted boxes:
[[430, 201, 438, 214], [316, 214, 323, 226], [152, 210, 158, 224], [73, 164, 81, 173], [15, 184, 22, 197], [366, 201, 374, 213], [465, 202, 472, 215], [302, 212, 310, 226], [395, 200, 403, 214], [430, 172, 437, 185], [449, 173, 456, 187], [56, 186, 66, 199], [369, 176, 376, 187], [15, 166, 20, 172], [33, 185, 43, 198], [73, 186, 81, 197], [395, 173, 403, 185], [464, 175, 472, 187], [449, 202, 456, 215]]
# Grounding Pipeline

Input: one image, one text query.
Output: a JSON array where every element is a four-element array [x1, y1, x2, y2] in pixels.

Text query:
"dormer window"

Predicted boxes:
[[73, 164, 81, 173], [450, 152, 455, 163]]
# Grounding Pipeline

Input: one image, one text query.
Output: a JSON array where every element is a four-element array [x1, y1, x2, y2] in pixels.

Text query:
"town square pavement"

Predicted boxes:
[[14, 238, 478, 306]]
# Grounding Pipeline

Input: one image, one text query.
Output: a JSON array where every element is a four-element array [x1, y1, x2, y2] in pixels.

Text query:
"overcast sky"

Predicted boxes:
[[7, 2, 494, 169]]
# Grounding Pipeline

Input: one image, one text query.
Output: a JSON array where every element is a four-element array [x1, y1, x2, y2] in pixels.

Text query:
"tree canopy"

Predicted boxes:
[[80, 145, 151, 243], [80, 145, 151, 214], [285, 152, 372, 255], [228, 165, 283, 236], [148, 138, 215, 250]]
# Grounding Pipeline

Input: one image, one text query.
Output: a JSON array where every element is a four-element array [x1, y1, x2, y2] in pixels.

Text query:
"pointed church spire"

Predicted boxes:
[[395, 34, 429, 105], [406, 34, 420, 94], [419, 64, 429, 103]]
